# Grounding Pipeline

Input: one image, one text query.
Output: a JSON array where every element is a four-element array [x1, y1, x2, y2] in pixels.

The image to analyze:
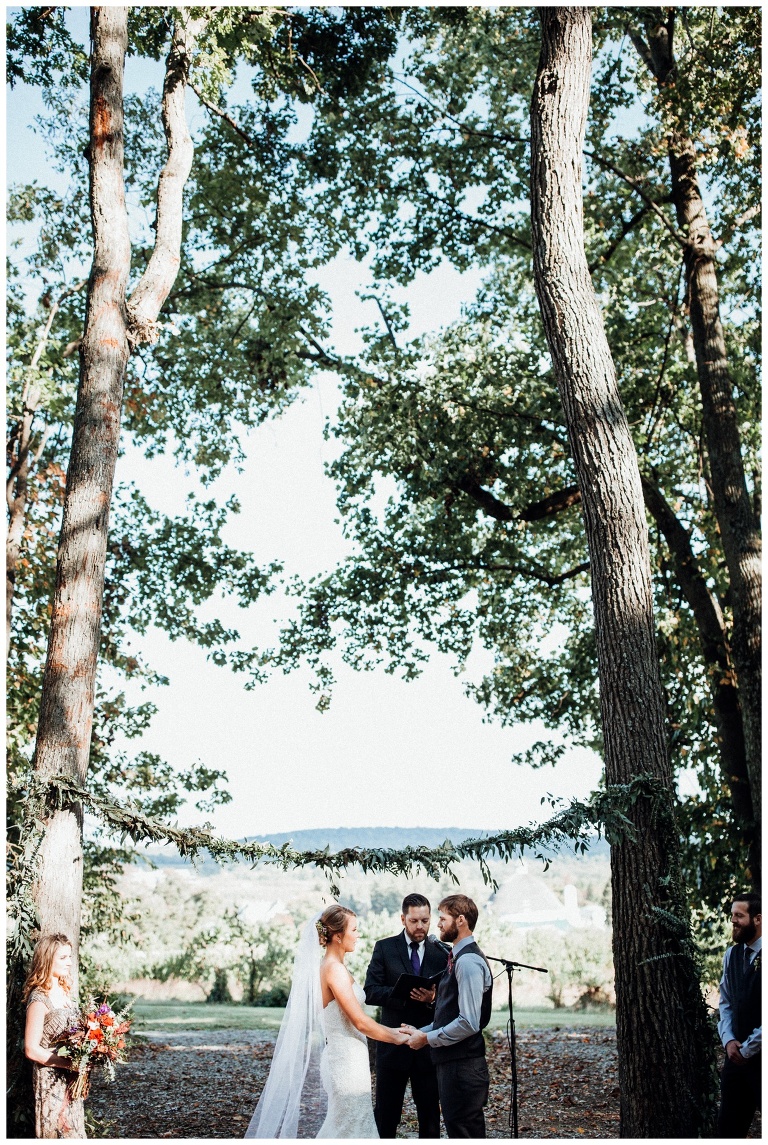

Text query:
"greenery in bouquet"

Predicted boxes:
[[54, 998, 132, 1101]]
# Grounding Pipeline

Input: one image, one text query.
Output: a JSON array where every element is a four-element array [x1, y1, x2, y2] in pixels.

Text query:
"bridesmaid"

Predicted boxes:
[[23, 933, 85, 1139]]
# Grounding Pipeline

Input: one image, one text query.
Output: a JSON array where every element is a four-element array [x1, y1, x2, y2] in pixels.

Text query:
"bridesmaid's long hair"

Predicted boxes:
[[22, 934, 73, 1002]]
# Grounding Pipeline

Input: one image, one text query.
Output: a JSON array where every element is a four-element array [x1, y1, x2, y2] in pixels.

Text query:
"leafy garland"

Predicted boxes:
[[7, 769, 668, 963]]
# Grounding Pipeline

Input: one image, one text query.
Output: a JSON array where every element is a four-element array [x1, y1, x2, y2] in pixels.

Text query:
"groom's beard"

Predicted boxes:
[[440, 919, 459, 944]]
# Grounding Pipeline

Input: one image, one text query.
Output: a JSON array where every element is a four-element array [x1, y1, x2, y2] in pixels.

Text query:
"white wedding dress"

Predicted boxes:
[[317, 983, 379, 1139], [245, 913, 379, 1139]]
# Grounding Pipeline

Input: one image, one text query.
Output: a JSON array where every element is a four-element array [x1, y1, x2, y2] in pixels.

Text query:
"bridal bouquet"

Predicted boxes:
[[54, 998, 133, 1100]]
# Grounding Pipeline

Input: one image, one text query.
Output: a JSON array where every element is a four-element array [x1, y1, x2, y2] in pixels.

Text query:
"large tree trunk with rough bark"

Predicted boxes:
[[628, 9, 762, 877], [30, 6, 204, 974], [31, 7, 132, 970], [530, 8, 716, 1136]]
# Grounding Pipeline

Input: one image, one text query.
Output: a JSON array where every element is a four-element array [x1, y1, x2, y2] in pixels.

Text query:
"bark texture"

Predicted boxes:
[[629, 9, 762, 866], [32, 7, 132, 967], [530, 9, 715, 1136], [31, 7, 204, 972]]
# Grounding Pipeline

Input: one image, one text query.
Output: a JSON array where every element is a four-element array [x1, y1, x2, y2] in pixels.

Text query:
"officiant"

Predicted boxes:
[[364, 893, 450, 1137]]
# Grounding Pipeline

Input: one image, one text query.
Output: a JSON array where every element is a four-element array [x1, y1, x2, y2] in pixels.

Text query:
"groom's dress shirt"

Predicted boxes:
[[718, 935, 762, 1058], [421, 936, 492, 1048]]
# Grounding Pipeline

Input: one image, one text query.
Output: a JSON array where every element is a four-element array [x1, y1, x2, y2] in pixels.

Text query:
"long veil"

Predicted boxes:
[[245, 911, 328, 1138]]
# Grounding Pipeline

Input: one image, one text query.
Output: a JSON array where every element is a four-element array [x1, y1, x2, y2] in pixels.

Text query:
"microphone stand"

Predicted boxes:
[[485, 955, 548, 1139]]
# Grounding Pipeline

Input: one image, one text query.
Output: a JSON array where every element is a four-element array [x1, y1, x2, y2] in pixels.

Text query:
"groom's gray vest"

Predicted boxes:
[[430, 941, 492, 1064]]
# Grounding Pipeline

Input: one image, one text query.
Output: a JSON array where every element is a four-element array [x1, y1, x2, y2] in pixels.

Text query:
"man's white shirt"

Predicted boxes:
[[403, 930, 427, 967]]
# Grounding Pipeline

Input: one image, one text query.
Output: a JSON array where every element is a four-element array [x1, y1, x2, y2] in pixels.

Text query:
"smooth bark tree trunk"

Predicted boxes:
[[530, 9, 715, 1136], [628, 10, 762, 869], [31, 6, 204, 974]]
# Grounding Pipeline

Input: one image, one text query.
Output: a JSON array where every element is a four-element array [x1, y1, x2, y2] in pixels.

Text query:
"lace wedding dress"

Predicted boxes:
[[316, 983, 378, 1139]]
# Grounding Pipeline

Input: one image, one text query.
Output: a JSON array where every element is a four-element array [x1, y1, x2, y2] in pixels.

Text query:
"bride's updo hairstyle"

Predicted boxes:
[[316, 905, 355, 947]]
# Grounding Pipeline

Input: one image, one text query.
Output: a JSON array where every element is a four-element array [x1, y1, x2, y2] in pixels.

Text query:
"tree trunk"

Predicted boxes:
[[629, 9, 762, 873], [31, 6, 132, 973], [642, 476, 757, 877], [530, 9, 715, 1137], [31, 6, 205, 972]]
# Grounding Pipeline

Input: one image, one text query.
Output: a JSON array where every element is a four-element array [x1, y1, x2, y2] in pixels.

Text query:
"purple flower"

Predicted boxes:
[[97, 1003, 110, 1014]]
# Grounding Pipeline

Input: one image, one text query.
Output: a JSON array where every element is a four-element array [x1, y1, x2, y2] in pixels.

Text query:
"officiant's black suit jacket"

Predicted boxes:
[[364, 933, 450, 1071]]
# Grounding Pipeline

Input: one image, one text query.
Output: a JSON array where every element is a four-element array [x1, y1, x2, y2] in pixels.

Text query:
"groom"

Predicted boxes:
[[402, 894, 493, 1138], [364, 893, 450, 1137]]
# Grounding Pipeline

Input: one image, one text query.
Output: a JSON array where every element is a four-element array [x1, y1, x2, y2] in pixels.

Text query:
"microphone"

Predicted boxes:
[[486, 955, 548, 973], [427, 934, 451, 952]]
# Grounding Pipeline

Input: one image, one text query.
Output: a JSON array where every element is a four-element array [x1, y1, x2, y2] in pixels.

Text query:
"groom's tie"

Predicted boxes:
[[410, 941, 421, 975]]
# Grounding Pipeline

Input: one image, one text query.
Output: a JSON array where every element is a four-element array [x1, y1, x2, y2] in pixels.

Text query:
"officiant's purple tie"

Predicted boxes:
[[410, 941, 421, 975]]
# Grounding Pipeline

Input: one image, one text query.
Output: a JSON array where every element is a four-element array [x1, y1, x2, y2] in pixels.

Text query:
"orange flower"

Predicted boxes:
[[117, 1039, 125, 1049], [87, 1013, 96, 1021], [90, 1028, 104, 1041], [101, 1016, 114, 1027]]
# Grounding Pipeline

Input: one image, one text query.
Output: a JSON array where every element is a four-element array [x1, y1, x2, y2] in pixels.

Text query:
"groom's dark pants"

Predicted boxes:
[[374, 1056, 441, 1138], [436, 1057, 489, 1138]]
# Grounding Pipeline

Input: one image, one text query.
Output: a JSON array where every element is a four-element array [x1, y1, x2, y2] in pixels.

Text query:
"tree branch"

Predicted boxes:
[[641, 476, 727, 656], [586, 148, 686, 247], [361, 293, 399, 350], [456, 474, 513, 521], [588, 202, 656, 273], [519, 484, 582, 521], [714, 204, 761, 251], [188, 80, 259, 150], [392, 73, 528, 148], [127, 11, 208, 345], [457, 475, 582, 525], [421, 184, 531, 249], [417, 557, 590, 588]]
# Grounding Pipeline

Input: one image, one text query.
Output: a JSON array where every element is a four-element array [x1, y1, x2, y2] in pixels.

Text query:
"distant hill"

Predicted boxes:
[[141, 826, 609, 870], [248, 826, 493, 851]]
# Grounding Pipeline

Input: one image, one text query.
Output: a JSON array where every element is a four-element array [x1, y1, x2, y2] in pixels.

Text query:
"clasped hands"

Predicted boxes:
[[399, 1023, 428, 1050]]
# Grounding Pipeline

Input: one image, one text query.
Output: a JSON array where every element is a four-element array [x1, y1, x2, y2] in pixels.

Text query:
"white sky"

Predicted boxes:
[[7, 5, 604, 838]]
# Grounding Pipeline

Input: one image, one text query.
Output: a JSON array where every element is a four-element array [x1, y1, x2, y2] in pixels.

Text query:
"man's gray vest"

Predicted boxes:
[[430, 940, 492, 1064]]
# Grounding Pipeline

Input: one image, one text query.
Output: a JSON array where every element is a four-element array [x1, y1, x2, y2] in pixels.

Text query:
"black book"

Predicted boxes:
[[389, 970, 446, 1002]]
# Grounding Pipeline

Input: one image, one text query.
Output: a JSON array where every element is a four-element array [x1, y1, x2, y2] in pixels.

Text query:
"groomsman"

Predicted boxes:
[[716, 891, 761, 1137], [403, 894, 493, 1138], [364, 893, 450, 1138]]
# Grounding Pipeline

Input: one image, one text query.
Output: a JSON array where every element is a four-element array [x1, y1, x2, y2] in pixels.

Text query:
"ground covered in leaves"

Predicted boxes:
[[89, 1025, 760, 1139]]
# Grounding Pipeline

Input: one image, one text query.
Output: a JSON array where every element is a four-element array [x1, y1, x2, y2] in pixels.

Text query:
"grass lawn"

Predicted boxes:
[[131, 1000, 615, 1032]]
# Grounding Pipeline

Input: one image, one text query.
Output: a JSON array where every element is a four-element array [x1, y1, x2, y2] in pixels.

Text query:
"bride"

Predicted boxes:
[[246, 904, 410, 1138]]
